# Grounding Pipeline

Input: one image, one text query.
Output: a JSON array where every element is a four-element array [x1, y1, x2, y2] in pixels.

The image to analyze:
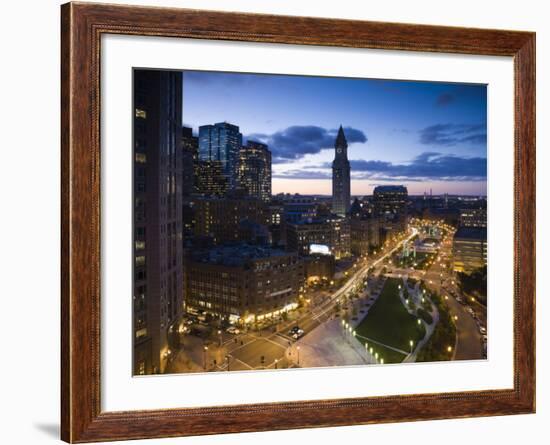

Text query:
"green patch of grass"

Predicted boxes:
[[356, 278, 425, 354], [362, 341, 407, 364]]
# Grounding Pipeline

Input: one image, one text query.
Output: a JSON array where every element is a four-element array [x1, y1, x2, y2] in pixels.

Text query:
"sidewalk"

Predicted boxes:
[[293, 318, 375, 368]]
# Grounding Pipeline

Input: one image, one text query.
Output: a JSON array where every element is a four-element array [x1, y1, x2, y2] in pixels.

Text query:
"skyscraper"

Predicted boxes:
[[332, 125, 351, 216], [181, 126, 197, 197], [238, 140, 272, 202], [198, 122, 243, 190], [133, 70, 184, 375]]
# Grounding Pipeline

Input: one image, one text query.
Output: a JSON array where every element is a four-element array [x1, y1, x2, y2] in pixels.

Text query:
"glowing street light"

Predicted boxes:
[[203, 346, 209, 370]]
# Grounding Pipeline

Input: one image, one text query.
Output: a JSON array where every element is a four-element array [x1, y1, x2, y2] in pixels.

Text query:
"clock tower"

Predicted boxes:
[[332, 125, 351, 216]]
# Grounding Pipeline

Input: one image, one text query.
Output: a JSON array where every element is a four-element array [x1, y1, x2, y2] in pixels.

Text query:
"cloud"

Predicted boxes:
[[419, 123, 486, 146], [247, 125, 367, 162], [350, 152, 486, 181], [281, 152, 486, 182], [273, 170, 331, 180]]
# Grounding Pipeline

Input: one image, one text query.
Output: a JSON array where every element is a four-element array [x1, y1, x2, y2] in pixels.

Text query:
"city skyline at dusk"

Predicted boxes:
[[181, 70, 487, 196], [133, 68, 487, 376]]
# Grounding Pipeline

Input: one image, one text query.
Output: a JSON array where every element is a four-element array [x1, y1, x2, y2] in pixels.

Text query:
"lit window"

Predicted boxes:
[[135, 153, 147, 163], [135, 241, 145, 250], [135, 256, 146, 266], [135, 108, 147, 119], [136, 328, 147, 339]]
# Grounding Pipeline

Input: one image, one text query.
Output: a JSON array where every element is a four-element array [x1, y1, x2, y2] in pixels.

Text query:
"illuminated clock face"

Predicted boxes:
[[337, 148, 342, 154]]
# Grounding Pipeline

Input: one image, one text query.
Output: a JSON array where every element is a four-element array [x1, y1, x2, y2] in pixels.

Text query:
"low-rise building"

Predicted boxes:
[[184, 245, 304, 323], [304, 254, 336, 282], [452, 227, 487, 273], [459, 208, 487, 228], [193, 196, 269, 245], [286, 215, 351, 260]]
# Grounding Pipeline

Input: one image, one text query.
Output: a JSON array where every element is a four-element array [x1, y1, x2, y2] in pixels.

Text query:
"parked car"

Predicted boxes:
[[292, 329, 305, 340], [226, 326, 240, 335], [479, 326, 487, 335]]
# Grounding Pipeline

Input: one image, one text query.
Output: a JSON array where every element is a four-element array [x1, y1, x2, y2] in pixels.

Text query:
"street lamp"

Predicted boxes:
[[296, 346, 301, 365], [275, 358, 279, 369], [409, 340, 414, 353], [218, 330, 222, 346], [203, 346, 208, 370]]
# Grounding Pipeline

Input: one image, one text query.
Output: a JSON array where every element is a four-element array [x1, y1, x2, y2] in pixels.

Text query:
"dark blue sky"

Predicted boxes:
[[182, 70, 487, 195]]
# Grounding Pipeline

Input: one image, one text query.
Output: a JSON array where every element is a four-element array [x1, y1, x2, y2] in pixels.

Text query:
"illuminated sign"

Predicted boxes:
[[309, 244, 331, 255]]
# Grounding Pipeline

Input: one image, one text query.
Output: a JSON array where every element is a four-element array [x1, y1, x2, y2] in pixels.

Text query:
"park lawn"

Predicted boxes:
[[363, 342, 407, 364], [355, 278, 425, 354]]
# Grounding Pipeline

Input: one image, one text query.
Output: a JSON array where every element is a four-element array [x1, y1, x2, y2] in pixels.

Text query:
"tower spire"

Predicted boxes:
[[335, 125, 348, 149]]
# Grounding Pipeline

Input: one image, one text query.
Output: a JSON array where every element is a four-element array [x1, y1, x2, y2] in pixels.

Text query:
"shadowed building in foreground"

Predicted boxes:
[[133, 70, 184, 375]]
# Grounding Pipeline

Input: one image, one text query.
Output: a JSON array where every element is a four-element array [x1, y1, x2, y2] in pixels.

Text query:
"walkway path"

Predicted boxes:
[[401, 278, 439, 362]]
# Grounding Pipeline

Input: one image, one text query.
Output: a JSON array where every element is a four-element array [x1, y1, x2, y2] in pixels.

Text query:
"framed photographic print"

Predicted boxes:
[[61, 2, 536, 442]]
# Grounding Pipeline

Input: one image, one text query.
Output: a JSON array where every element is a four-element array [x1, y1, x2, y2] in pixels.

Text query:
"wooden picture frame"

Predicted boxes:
[[61, 2, 535, 442]]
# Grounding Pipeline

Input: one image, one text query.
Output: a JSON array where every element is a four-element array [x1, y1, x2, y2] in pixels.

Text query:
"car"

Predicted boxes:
[[288, 326, 301, 336], [226, 326, 240, 335], [292, 329, 305, 339], [479, 326, 487, 335], [482, 334, 488, 343]]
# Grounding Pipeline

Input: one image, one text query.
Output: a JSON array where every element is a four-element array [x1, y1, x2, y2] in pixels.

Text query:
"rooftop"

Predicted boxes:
[[373, 185, 408, 193], [454, 227, 487, 240], [191, 244, 291, 267]]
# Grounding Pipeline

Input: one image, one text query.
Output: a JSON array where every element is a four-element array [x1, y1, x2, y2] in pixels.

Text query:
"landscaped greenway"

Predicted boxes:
[[355, 278, 425, 363]]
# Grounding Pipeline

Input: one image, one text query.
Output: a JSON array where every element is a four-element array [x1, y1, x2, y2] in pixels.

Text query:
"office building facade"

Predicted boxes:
[[185, 245, 304, 323], [198, 122, 242, 190], [133, 70, 184, 375], [238, 140, 272, 202], [452, 227, 487, 273]]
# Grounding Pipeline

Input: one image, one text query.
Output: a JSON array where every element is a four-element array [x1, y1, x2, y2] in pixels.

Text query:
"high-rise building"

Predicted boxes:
[[373, 185, 409, 233], [195, 160, 229, 197], [332, 126, 351, 216], [198, 122, 242, 190], [181, 126, 197, 197], [133, 70, 184, 375], [185, 245, 304, 324], [238, 140, 272, 202]]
